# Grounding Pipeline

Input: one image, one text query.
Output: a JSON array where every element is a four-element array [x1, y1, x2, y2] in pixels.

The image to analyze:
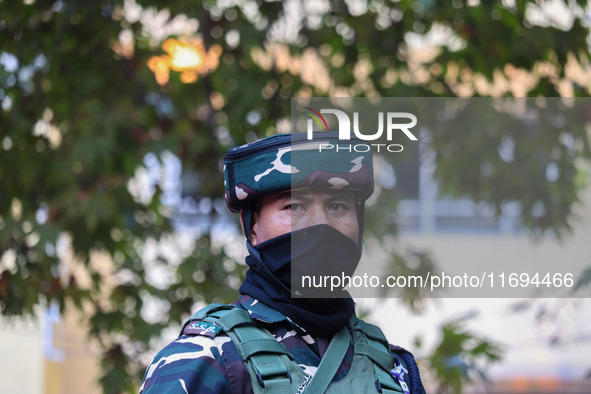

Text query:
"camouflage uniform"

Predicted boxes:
[[140, 295, 414, 394]]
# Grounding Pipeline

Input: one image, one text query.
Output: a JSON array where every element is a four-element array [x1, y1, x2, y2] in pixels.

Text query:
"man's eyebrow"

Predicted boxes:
[[325, 197, 355, 207], [290, 193, 312, 202], [325, 192, 355, 202]]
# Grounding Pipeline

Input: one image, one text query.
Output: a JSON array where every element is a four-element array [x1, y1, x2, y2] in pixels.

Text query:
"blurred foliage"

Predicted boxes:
[[380, 245, 438, 310], [427, 98, 591, 239], [574, 266, 591, 293], [1, 0, 591, 392], [426, 316, 503, 393]]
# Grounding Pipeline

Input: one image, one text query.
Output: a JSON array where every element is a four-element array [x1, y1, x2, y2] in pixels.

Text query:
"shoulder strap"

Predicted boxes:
[[226, 318, 294, 394], [352, 316, 425, 394], [182, 303, 295, 394], [352, 316, 404, 394], [300, 326, 350, 394]]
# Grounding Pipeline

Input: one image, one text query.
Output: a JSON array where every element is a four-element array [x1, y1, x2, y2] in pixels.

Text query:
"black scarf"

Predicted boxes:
[[239, 225, 361, 337]]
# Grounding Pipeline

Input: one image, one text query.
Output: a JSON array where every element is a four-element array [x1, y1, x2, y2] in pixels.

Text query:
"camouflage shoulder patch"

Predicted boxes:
[[183, 320, 223, 338]]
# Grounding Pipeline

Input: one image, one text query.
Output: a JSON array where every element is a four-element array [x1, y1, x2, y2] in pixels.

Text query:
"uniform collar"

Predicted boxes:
[[234, 295, 307, 332]]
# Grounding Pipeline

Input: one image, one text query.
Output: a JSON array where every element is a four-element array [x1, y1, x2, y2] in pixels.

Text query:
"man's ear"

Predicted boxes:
[[249, 212, 259, 246], [240, 210, 258, 246]]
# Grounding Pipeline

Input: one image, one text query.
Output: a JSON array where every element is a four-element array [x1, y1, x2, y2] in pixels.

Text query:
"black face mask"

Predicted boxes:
[[289, 224, 363, 296], [239, 224, 362, 337]]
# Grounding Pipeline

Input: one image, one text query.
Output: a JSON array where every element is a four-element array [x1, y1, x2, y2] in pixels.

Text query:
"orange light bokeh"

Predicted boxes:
[[147, 38, 222, 86]]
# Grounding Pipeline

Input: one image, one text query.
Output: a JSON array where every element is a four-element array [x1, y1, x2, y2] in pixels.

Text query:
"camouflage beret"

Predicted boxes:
[[223, 132, 374, 213]]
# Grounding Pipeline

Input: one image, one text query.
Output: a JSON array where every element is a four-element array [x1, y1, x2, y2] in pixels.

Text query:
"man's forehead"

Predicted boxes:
[[275, 189, 356, 200]]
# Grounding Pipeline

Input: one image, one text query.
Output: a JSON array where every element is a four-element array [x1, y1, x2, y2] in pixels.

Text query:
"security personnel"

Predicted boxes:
[[140, 132, 425, 393]]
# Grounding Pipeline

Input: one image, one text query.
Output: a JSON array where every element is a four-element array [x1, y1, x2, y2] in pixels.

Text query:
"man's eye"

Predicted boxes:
[[287, 203, 303, 211], [328, 203, 348, 211]]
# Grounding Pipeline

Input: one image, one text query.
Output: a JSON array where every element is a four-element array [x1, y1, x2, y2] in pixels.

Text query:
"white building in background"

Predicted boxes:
[[358, 141, 591, 392], [0, 315, 44, 393], [0, 305, 102, 394]]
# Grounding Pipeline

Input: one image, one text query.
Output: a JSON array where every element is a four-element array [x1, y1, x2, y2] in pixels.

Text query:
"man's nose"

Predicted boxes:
[[304, 205, 330, 227]]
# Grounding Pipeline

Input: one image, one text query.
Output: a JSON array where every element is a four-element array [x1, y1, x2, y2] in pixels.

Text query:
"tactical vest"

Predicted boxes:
[[180, 303, 423, 394]]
